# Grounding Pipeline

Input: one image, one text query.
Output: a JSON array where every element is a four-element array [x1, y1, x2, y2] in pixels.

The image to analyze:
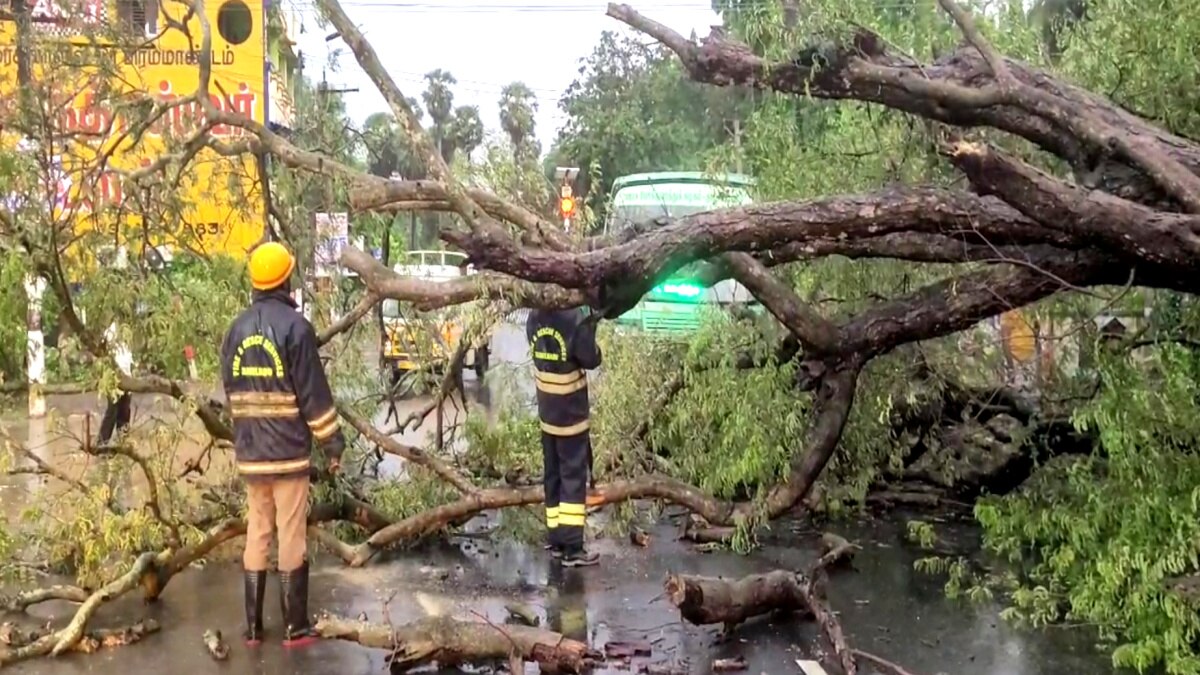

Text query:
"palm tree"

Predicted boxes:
[[499, 82, 539, 162]]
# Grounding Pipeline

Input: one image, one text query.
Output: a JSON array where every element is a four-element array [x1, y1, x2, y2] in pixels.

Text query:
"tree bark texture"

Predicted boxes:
[[314, 614, 598, 673]]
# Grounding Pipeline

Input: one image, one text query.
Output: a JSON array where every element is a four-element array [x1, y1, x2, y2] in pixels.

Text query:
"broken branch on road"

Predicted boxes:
[[315, 613, 599, 673]]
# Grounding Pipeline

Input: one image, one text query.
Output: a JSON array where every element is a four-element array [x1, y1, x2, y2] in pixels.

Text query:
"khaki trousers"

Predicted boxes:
[[243, 475, 309, 573]]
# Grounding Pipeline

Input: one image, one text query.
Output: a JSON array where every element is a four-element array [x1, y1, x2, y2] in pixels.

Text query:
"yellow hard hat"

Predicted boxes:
[[248, 242, 296, 290]]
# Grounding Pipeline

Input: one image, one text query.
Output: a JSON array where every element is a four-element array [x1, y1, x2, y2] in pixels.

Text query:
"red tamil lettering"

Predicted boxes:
[[58, 106, 80, 135], [231, 83, 256, 119], [77, 93, 113, 135], [62, 170, 125, 215], [96, 171, 123, 209], [51, 80, 259, 141]]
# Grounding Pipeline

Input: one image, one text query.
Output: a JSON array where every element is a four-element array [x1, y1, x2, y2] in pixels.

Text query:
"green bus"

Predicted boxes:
[[605, 172, 756, 334]]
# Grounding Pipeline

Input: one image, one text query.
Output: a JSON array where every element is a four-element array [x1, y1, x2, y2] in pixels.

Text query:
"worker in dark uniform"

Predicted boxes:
[[527, 306, 602, 567], [220, 242, 345, 648]]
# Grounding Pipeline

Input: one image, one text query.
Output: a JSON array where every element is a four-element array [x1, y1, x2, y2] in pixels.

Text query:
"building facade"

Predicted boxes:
[[266, 0, 300, 131], [0, 0, 269, 261]]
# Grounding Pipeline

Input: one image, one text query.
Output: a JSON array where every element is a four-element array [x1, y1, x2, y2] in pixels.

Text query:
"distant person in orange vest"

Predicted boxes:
[[220, 242, 345, 647]]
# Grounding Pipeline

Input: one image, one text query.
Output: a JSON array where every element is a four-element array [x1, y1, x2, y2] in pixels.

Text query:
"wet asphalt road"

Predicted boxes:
[[0, 518, 1122, 675], [0, 322, 1124, 674]]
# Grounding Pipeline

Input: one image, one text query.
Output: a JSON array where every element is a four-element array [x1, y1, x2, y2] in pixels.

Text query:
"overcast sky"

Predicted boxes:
[[288, 0, 721, 152]]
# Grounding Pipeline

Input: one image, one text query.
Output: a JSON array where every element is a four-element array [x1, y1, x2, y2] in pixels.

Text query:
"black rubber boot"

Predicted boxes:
[[243, 569, 267, 645], [279, 563, 319, 647], [241, 569, 267, 643], [561, 548, 599, 568]]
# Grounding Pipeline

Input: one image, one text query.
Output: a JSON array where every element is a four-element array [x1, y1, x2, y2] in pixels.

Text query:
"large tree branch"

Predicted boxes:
[[339, 405, 478, 495], [933, 0, 1200, 213], [339, 246, 586, 310], [837, 250, 1123, 358], [315, 614, 597, 672], [457, 188, 1071, 291], [351, 359, 859, 565], [605, 3, 1200, 211], [758, 364, 859, 517], [723, 252, 838, 354], [348, 179, 571, 250], [948, 141, 1200, 269]]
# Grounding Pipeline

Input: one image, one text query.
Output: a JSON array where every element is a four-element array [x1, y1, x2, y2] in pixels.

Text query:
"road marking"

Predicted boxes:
[[796, 660, 830, 675]]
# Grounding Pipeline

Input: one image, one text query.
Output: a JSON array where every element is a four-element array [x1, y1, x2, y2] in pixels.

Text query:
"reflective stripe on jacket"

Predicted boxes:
[[526, 307, 602, 436], [220, 289, 345, 479]]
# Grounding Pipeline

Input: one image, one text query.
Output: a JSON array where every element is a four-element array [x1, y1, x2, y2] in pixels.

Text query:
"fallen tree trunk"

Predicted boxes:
[[666, 568, 857, 675], [314, 613, 599, 673], [666, 570, 814, 627]]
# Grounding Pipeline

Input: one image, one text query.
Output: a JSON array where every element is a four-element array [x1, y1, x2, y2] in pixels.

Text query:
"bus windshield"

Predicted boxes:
[[607, 179, 752, 234], [608, 203, 719, 232]]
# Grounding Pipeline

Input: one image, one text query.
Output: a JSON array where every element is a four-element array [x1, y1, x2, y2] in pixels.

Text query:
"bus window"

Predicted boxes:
[[607, 203, 718, 235], [607, 181, 752, 235]]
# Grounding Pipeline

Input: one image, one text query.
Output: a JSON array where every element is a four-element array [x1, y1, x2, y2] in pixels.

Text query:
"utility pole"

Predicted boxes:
[[726, 118, 744, 173], [14, 0, 31, 90]]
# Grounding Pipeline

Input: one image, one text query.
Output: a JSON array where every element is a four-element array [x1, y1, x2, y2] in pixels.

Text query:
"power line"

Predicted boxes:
[[387, 71, 561, 95], [394, 82, 563, 103], [287, 1, 717, 11], [287, 0, 926, 11]]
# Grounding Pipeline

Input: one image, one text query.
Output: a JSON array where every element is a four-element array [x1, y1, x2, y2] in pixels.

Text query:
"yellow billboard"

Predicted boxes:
[[0, 0, 267, 261], [1000, 310, 1036, 363]]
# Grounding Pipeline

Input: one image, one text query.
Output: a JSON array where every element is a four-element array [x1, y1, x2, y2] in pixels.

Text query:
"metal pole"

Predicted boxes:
[[435, 397, 444, 451], [24, 275, 46, 418]]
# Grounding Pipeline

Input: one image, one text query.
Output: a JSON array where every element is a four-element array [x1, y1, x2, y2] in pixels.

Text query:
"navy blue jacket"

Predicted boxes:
[[526, 307, 602, 436], [220, 290, 345, 480]]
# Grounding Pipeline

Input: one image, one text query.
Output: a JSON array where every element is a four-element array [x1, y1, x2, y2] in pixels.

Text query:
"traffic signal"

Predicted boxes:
[[559, 184, 577, 219]]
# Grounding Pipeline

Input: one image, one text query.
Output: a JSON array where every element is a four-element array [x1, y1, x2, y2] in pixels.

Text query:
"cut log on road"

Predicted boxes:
[[314, 613, 599, 673], [816, 533, 861, 571], [665, 569, 856, 675], [665, 570, 814, 627]]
